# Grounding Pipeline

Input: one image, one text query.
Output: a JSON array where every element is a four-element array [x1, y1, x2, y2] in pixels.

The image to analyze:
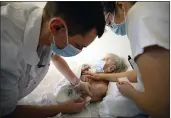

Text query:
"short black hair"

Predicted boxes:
[[102, 1, 137, 14], [102, 2, 115, 14], [44, 2, 105, 38]]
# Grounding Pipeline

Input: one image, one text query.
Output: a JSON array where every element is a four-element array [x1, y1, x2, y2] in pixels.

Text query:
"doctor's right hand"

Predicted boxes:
[[60, 98, 86, 113]]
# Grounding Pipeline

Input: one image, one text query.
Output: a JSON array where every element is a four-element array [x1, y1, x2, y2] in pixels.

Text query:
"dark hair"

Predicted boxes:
[[102, 1, 137, 14], [44, 2, 105, 38], [102, 2, 116, 14]]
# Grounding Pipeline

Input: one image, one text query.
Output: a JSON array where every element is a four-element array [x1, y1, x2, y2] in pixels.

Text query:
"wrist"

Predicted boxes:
[[58, 104, 67, 113], [71, 77, 80, 86], [100, 73, 108, 81], [129, 89, 139, 100]]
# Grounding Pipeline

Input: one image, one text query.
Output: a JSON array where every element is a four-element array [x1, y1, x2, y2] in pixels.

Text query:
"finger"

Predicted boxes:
[[116, 78, 120, 83], [82, 76, 86, 82], [84, 71, 93, 75], [88, 78, 91, 83], [85, 75, 94, 79], [119, 81, 125, 84], [75, 98, 84, 103], [85, 77, 89, 82], [86, 85, 93, 97], [78, 100, 86, 107], [82, 65, 90, 71], [121, 81, 130, 85], [116, 82, 120, 88]]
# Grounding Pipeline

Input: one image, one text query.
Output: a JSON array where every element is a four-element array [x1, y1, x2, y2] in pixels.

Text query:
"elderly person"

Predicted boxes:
[[80, 53, 128, 102], [51, 53, 128, 105]]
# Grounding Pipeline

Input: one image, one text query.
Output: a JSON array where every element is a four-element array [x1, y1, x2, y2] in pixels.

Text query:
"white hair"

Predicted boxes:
[[107, 53, 128, 73]]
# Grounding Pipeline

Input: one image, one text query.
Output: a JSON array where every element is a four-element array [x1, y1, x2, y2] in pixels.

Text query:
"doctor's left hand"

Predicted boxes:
[[75, 81, 93, 97], [116, 81, 137, 98]]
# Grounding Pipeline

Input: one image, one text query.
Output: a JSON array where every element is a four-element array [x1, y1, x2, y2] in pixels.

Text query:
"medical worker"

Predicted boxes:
[[88, 2, 169, 118], [1, 2, 105, 118]]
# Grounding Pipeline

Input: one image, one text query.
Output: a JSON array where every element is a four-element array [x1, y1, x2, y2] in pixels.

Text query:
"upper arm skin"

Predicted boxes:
[[135, 45, 169, 117]]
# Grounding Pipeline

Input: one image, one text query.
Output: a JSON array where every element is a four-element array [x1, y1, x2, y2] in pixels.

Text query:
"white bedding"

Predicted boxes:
[[18, 62, 100, 118]]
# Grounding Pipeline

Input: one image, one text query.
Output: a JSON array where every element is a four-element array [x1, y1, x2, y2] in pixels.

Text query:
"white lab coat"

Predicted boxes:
[[126, 2, 169, 91], [1, 2, 52, 116]]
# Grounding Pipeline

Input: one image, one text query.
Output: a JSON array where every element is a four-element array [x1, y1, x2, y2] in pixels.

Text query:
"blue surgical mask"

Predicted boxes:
[[93, 59, 106, 72], [110, 10, 126, 36], [51, 36, 81, 57], [110, 21, 126, 36]]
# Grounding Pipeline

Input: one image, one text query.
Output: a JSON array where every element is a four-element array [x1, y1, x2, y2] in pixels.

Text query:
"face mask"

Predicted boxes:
[[110, 9, 126, 36], [90, 59, 106, 73], [51, 27, 81, 57]]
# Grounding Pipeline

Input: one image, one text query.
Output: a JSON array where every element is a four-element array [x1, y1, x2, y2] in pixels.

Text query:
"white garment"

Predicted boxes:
[[126, 2, 169, 91], [98, 82, 143, 118], [1, 3, 52, 116]]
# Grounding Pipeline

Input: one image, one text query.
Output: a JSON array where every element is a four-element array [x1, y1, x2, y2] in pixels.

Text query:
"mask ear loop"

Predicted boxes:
[[62, 21, 69, 45], [65, 28, 69, 45], [52, 36, 55, 44]]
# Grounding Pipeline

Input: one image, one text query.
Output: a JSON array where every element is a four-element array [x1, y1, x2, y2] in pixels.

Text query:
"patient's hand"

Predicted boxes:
[[81, 64, 91, 75], [81, 75, 91, 83]]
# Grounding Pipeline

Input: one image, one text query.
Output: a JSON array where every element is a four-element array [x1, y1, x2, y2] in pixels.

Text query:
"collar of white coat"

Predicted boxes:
[[22, 8, 43, 66]]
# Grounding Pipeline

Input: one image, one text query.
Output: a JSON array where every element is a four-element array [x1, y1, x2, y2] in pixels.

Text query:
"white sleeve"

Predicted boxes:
[[0, 69, 19, 116], [127, 2, 169, 59]]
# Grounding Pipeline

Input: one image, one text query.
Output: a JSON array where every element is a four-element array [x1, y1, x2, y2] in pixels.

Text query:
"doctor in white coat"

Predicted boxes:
[[0, 2, 105, 118], [88, 2, 169, 118]]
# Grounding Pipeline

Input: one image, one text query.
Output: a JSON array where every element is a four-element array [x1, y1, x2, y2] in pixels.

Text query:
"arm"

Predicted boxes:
[[4, 98, 87, 118], [51, 54, 78, 85], [129, 46, 169, 118], [51, 55, 93, 96], [5, 104, 65, 118], [103, 70, 137, 82], [87, 70, 137, 82]]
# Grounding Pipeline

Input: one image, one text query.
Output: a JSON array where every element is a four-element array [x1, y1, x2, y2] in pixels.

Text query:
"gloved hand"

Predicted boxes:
[[74, 81, 93, 97], [59, 98, 86, 114]]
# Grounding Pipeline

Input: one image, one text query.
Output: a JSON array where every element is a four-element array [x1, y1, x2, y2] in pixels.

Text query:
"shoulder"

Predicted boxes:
[[126, 2, 169, 58], [1, 2, 39, 30], [127, 2, 169, 30]]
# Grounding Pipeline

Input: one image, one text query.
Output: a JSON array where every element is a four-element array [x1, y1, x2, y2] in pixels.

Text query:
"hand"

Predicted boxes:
[[80, 75, 91, 83], [81, 64, 90, 74], [60, 98, 86, 114], [84, 72, 103, 81], [116, 81, 137, 98], [75, 81, 93, 97]]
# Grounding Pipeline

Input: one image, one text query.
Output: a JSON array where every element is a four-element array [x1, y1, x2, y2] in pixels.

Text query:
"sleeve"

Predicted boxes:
[[0, 69, 19, 116], [127, 2, 170, 59], [0, 18, 20, 116]]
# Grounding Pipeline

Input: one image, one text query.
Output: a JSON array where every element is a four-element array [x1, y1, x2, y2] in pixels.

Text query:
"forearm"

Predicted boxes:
[[103, 70, 137, 82], [132, 46, 170, 118], [5, 105, 64, 118], [130, 90, 169, 118], [51, 54, 78, 85]]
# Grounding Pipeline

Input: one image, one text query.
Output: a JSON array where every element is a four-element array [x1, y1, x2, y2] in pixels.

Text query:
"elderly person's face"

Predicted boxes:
[[102, 54, 116, 73]]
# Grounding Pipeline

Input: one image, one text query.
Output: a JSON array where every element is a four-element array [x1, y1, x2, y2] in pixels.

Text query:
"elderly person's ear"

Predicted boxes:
[[104, 66, 115, 73]]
